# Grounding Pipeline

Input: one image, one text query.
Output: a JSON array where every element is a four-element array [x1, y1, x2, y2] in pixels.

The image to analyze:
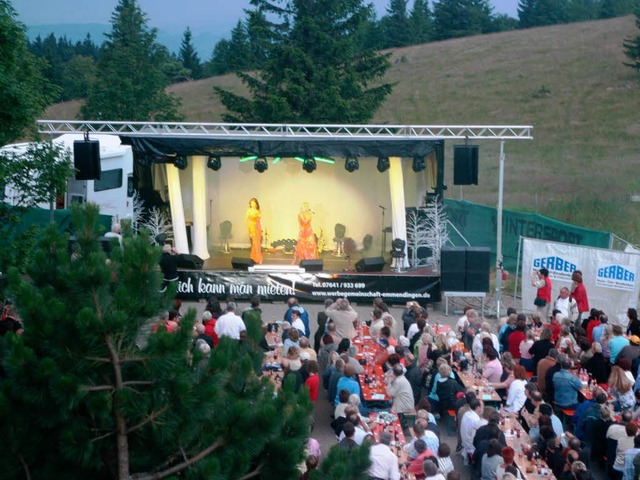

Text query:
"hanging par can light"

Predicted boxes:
[[207, 155, 221, 171], [345, 156, 359, 173], [377, 156, 390, 173], [254, 157, 268, 173], [302, 157, 317, 173], [412, 155, 426, 172]]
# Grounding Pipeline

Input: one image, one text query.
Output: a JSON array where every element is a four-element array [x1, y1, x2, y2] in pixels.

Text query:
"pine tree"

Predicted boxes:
[[81, 0, 183, 121], [623, 4, 640, 72], [380, 0, 413, 48], [432, 0, 494, 41], [178, 27, 203, 79], [0, 0, 57, 146], [0, 203, 312, 480], [410, 0, 433, 45], [518, 0, 570, 28], [312, 444, 371, 480], [215, 0, 393, 124]]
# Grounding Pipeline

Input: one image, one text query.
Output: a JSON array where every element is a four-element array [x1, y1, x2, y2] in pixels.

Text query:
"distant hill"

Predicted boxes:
[[43, 16, 640, 243], [24, 23, 221, 58]]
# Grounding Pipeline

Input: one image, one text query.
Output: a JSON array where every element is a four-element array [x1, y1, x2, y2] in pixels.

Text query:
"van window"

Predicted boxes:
[[94, 169, 123, 192]]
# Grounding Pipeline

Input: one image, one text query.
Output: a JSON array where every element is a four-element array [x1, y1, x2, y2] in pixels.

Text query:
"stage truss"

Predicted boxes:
[[37, 121, 532, 141]]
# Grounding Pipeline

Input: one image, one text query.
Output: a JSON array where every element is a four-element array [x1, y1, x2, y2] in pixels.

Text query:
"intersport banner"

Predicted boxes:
[[521, 238, 640, 325]]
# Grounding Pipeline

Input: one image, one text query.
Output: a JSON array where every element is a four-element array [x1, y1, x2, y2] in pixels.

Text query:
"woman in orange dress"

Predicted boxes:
[[246, 198, 263, 264], [293, 202, 318, 263]]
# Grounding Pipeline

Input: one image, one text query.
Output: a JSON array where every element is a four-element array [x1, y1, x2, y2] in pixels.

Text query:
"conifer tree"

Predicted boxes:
[[179, 27, 203, 80], [518, 0, 570, 28], [0, 203, 312, 480], [81, 0, 182, 121], [410, 0, 433, 45], [623, 4, 640, 72], [380, 0, 413, 48], [0, 0, 57, 146], [214, 0, 393, 124], [432, 0, 494, 40], [312, 444, 371, 480]]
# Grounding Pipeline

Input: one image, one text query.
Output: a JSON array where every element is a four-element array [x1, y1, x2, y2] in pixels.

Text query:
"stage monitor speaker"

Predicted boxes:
[[73, 140, 101, 180], [465, 247, 490, 292], [175, 253, 204, 270], [355, 256, 385, 272], [231, 257, 255, 270], [453, 145, 479, 185], [300, 259, 323, 272], [440, 247, 466, 291]]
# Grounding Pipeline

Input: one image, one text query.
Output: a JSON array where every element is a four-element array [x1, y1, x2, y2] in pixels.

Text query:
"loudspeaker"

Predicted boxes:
[[231, 257, 255, 270], [465, 247, 490, 292], [73, 140, 101, 180], [453, 145, 479, 185], [300, 259, 323, 272], [355, 256, 385, 272], [175, 253, 204, 270], [440, 247, 466, 291]]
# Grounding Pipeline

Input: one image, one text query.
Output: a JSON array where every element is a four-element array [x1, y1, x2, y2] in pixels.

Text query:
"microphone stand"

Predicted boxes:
[[380, 205, 386, 257]]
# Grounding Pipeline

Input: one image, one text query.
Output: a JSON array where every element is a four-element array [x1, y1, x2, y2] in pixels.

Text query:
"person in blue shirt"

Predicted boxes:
[[333, 363, 360, 405], [284, 297, 310, 337], [552, 356, 583, 410], [609, 325, 630, 365]]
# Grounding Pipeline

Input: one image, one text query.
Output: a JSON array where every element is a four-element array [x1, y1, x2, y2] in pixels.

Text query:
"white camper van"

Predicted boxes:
[[1, 134, 134, 221]]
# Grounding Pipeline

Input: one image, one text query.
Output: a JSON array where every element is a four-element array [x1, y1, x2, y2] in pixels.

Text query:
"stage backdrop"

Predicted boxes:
[[521, 238, 640, 325]]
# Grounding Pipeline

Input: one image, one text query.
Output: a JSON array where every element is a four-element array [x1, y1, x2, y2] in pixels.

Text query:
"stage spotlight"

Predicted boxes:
[[254, 157, 268, 173], [412, 155, 426, 172], [303, 157, 317, 173], [174, 156, 188, 170], [207, 155, 221, 171], [313, 156, 335, 164], [240, 155, 258, 162], [345, 156, 359, 173], [377, 156, 390, 173]]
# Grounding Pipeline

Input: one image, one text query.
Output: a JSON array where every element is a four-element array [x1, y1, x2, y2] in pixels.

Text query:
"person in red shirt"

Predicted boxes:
[[202, 311, 219, 347], [586, 312, 601, 343], [570, 271, 589, 324], [532, 268, 552, 321], [508, 316, 527, 359], [305, 360, 320, 402]]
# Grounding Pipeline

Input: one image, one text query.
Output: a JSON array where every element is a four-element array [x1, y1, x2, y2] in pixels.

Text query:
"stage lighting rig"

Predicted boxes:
[[412, 155, 426, 172], [207, 155, 221, 171], [254, 157, 268, 173], [345, 156, 359, 173], [302, 157, 317, 173], [174, 156, 188, 170], [377, 157, 390, 173]]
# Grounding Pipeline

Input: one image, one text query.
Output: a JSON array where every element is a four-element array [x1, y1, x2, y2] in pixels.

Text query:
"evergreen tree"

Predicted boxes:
[[432, 0, 494, 40], [0, 0, 57, 146], [410, 0, 432, 45], [215, 0, 393, 124], [81, 0, 183, 121], [178, 27, 203, 79], [623, 4, 640, 72], [518, 0, 570, 28], [208, 20, 261, 76], [61, 55, 97, 100], [312, 444, 371, 480], [599, 0, 637, 18], [566, 0, 599, 21], [489, 13, 519, 32], [0, 203, 312, 480], [380, 0, 413, 48]]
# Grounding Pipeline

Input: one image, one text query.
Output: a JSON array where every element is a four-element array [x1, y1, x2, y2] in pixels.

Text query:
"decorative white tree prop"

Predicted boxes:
[[130, 190, 145, 234], [424, 196, 449, 272], [138, 206, 173, 245], [406, 209, 431, 268]]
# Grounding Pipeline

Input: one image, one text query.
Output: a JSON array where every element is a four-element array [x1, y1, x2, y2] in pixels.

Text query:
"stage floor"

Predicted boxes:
[[202, 247, 435, 275]]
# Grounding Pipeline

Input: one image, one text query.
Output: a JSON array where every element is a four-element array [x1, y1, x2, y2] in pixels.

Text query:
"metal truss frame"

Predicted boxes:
[[37, 120, 533, 141]]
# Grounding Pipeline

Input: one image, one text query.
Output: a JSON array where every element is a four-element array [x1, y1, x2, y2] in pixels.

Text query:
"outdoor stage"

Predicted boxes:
[[174, 248, 442, 305]]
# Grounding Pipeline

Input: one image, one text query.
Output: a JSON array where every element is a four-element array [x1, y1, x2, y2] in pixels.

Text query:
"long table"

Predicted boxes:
[[456, 369, 503, 404], [501, 410, 557, 480], [368, 412, 415, 480]]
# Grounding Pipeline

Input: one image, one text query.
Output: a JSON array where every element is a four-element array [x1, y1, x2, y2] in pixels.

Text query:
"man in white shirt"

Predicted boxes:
[[554, 287, 579, 322], [214, 302, 246, 340], [290, 310, 306, 336], [368, 431, 400, 480], [460, 398, 487, 459]]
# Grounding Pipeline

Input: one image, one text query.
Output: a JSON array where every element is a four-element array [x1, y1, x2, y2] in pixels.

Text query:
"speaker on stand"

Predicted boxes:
[[453, 145, 479, 186], [73, 138, 101, 181], [440, 247, 466, 291], [465, 247, 490, 292]]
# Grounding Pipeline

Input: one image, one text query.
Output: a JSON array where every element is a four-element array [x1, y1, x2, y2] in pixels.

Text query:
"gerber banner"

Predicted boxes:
[[521, 238, 640, 325]]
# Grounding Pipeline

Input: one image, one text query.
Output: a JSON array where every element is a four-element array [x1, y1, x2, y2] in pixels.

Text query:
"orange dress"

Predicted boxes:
[[294, 211, 317, 261], [246, 207, 263, 264]]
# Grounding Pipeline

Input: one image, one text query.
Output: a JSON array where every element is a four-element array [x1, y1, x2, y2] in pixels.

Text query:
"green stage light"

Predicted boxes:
[[294, 156, 305, 163], [313, 156, 335, 164], [240, 155, 258, 162], [272, 157, 282, 164]]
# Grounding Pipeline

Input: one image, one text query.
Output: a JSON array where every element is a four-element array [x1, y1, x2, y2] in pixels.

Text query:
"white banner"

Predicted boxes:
[[521, 238, 640, 325]]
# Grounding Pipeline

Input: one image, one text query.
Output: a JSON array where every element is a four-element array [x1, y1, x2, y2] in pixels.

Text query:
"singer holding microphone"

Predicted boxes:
[[293, 201, 318, 263]]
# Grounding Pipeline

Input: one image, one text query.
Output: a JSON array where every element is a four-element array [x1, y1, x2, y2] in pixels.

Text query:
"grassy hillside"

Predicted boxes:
[[44, 16, 640, 242]]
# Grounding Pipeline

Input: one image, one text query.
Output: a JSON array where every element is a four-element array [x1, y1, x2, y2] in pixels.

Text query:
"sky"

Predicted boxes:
[[12, 0, 519, 33]]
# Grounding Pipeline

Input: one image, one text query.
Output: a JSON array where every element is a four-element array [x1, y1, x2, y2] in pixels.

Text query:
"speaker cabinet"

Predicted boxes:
[[300, 259, 323, 271], [453, 145, 479, 185], [175, 254, 204, 270], [231, 257, 255, 270], [355, 256, 385, 272], [440, 247, 466, 291], [73, 140, 101, 180], [465, 247, 490, 292]]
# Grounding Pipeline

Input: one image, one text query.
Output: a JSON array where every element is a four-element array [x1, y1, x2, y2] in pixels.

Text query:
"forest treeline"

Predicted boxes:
[[27, 0, 637, 102]]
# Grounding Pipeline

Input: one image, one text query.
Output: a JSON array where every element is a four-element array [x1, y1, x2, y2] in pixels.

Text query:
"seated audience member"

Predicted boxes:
[[338, 422, 358, 450], [406, 439, 434, 479], [337, 410, 367, 444], [591, 405, 615, 466], [333, 363, 360, 405], [584, 341, 608, 384], [608, 364, 635, 411], [552, 356, 582, 410], [436, 442, 454, 476], [386, 363, 415, 415], [404, 420, 439, 458], [334, 389, 350, 419], [495, 446, 522, 480], [481, 347, 503, 383], [368, 431, 400, 479], [435, 362, 465, 416], [505, 365, 528, 412], [491, 352, 516, 400], [422, 459, 446, 480], [481, 439, 503, 480], [460, 398, 487, 459]]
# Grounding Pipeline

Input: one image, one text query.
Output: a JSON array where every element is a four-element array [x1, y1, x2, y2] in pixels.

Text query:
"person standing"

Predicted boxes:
[[532, 268, 552, 321], [293, 202, 318, 263], [245, 197, 263, 264], [570, 271, 589, 324]]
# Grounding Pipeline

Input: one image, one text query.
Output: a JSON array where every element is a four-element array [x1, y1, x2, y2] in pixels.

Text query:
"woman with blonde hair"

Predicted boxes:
[[428, 333, 450, 364], [608, 364, 635, 410], [600, 324, 614, 363], [417, 332, 433, 371]]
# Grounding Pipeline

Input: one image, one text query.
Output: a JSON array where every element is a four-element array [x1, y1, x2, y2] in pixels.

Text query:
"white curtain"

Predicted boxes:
[[165, 164, 189, 254], [389, 157, 410, 268], [190, 155, 210, 260]]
